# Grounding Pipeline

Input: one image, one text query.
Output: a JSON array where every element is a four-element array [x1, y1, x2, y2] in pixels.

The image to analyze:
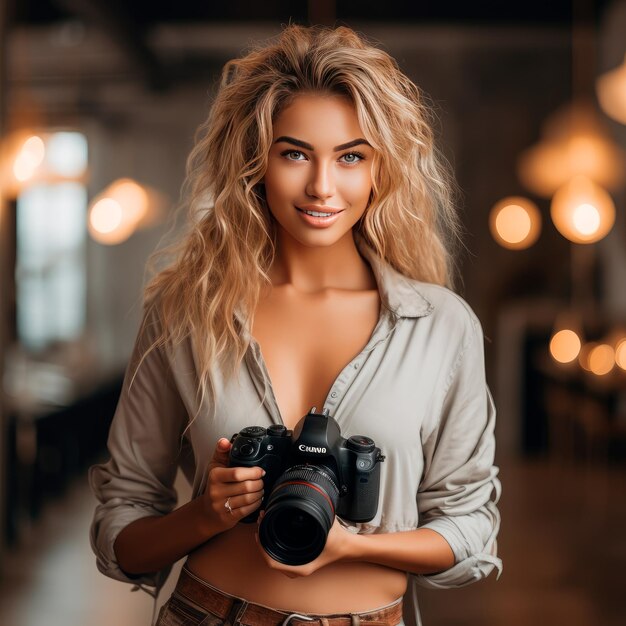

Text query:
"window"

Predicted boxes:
[[15, 131, 88, 352]]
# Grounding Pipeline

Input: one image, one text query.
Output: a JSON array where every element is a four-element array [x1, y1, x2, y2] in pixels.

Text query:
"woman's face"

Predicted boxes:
[[263, 93, 375, 249]]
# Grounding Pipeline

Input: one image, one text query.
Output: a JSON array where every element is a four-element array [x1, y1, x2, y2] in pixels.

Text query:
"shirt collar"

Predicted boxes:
[[355, 233, 434, 319]]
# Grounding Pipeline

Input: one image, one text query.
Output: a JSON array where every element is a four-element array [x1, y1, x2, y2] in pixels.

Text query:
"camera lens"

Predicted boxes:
[[259, 465, 339, 565]]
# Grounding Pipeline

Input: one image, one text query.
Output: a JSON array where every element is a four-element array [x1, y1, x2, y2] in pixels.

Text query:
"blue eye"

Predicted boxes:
[[280, 149, 365, 163], [282, 150, 306, 161], [341, 152, 365, 164]]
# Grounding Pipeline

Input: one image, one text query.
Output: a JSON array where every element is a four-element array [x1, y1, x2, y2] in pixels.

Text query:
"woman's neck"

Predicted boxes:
[[268, 230, 376, 294]]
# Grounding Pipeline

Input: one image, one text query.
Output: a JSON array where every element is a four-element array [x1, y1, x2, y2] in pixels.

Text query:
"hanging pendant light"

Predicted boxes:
[[517, 101, 626, 197], [550, 175, 615, 244], [596, 53, 626, 125], [549, 310, 584, 365], [587, 343, 615, 376], [489, 196, 541, 250], [88, 178, 158, 245], [13, 135, 45, 182], [550, 329, 582, 364]]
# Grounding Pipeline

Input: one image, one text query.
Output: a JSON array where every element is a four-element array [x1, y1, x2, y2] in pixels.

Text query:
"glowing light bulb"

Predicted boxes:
[[550, 329, 582, 364], [517, 102, 626, 196], [90, 198, 123, 233], [496, 205, 531, 243], [13, 135, 45, 181], [87, 178, 154, 244], [551, 176, 615, 243], [489, 196, 541, 250], [572, 203, 601, 236], [88, 197, 136, 244], [108, 178, 149, 225], [588, 344, 614, 376], [597, 54, 626, 125]]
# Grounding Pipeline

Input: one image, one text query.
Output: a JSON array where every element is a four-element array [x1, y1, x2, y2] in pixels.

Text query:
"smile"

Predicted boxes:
[[295, 205, 345, 218], [298, 208, 335, 217], [294, 206, 345, 228]]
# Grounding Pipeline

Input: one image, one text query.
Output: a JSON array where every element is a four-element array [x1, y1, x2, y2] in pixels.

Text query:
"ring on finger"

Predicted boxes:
[[225, 497, 233, 515]]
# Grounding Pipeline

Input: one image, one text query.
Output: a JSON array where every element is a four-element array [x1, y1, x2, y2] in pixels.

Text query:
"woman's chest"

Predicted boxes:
[[251, 288, 380, 429], [185, 311, 451, 508]]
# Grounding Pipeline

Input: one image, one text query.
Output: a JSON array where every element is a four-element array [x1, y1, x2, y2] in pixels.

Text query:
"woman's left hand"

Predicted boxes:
[[255, 515, 356, 578]]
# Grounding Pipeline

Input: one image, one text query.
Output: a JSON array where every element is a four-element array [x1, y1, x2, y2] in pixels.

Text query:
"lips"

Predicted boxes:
[[294, 204, 345, 228], [296, 205, 344, 216]]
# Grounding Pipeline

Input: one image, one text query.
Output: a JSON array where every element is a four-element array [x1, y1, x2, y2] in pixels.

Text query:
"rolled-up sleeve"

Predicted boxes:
[[88, 307, 189, 589], [413, 313, 502, 589]]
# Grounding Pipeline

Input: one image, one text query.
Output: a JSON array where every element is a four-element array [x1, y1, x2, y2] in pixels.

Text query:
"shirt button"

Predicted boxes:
[[330, 391, 338, 398], [353, 363, 360, 369]]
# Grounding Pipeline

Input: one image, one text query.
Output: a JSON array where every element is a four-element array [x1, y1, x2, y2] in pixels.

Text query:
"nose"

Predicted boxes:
[[305, 160, 336, 200]]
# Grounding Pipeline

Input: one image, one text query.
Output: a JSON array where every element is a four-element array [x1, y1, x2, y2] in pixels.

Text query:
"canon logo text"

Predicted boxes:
[[298, 444, 327, 454]]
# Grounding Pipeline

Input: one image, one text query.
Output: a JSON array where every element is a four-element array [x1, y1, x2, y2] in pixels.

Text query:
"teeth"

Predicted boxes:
[[303, 210, 333, 217]]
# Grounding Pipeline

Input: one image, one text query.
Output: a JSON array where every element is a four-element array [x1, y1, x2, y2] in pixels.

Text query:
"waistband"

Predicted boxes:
[[176, 566, 403, 626]]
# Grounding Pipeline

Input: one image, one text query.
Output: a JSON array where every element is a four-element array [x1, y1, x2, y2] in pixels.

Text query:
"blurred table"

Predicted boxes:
[[3, 358, 124, 545]]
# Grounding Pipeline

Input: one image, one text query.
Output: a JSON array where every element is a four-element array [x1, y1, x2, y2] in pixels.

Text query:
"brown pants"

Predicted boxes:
[[155, 566, 404, 626]]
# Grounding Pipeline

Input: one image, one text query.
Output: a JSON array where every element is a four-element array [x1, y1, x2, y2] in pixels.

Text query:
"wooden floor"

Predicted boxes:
[[418, 456, 626, 626], [0, 455, 624, 626]]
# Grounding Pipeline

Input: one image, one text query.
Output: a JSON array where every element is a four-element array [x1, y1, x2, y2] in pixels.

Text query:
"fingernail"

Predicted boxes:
[[261, 470, 266, 476]]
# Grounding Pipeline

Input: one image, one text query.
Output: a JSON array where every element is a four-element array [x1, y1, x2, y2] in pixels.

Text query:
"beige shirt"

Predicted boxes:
[[89, 238, 502, 626]]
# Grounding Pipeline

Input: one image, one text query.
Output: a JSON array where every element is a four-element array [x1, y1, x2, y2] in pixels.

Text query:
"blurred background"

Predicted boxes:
[[0, 1, 625, 625]]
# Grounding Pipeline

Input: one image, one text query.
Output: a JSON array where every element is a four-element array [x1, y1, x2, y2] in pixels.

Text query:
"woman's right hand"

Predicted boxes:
[[202, 438, 265, 532]]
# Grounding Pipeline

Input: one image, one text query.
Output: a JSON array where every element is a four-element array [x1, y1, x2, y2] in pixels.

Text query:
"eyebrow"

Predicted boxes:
[[274, 136, 371, 151]]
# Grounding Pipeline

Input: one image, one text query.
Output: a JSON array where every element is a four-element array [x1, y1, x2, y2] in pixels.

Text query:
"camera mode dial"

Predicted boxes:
[[240, 426, 266, 438], [346, 435, 375, 453], [267, 424, 289, 436]]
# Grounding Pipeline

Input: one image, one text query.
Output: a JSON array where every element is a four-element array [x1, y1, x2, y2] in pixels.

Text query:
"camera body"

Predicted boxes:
[[229, 407, 384, 564], [230, 407, 384, 523]]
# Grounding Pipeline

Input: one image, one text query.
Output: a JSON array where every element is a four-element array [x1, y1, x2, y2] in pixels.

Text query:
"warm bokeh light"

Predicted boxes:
[[13, 135, 45, 181], [3, 131, 89, 197], [615, 339, 626, 371], [597, 54, 626, 125], [107, 178, 149, 225], [88, 197, 136, 244], [550, 176, 615, 243], [550, 329, 582, 364], [579, 342, 596, 371], [90, 198, 123, 233], [489, 196, 541, 250], [588, 343, 615, 376], [517, 102, 626, 196], [572, 203, 600, 235], [87, 178, 154, 245]]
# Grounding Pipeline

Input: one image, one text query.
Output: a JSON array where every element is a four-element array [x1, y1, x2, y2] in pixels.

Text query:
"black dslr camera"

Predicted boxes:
[[228, 407, 385, 565]]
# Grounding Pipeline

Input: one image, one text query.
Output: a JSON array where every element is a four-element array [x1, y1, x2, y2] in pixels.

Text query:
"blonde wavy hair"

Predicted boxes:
[[142, 23, 461, 411]]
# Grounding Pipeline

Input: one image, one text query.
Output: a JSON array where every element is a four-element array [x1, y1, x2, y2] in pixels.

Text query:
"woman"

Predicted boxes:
[[89, 24, 502, 626]]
